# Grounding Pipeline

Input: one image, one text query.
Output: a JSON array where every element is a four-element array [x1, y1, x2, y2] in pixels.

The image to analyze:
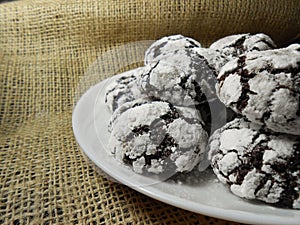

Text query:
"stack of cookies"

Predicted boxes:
[[105, 35, 214, 177], [209, 35, 300, 209], [104, 33, 300, 209]]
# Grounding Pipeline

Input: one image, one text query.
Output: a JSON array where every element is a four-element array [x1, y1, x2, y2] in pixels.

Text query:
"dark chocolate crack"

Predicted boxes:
[[159, 107, 180, 124], [228, 56, 257, 112], [156, 134, 178, 155], [142, 61, 164, 93], [265, 64, 300, 77], [236, 83, 255, 112], [145, 60, 160, 78], [272, 141, 300, 208], [152, 42, 167, 59], [227, 35, 246, 49], [226, 35, 247, 57], [123, 134, 177, 168], [178, 53, 216, 105], [185, 39, 200, 48], [105, 75, 137, 110], [218, 55, 247, 85], [124, 124, 151, 143], [178, 74, 189, 89], [147, 103, 180, 128], [132, 125, 150, 136], [124, 103, 179, 145], [117, 74, 136, 84], [105, 86, 122, 103], [234, 140, 267, 185]]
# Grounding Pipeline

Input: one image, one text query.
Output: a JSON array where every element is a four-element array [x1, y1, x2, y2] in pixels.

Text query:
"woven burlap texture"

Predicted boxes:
[[0, 0, 299, 224]]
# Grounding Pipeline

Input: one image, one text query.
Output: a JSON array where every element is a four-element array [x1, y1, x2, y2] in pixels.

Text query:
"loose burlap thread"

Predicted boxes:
[[0, 0, 299, 224]]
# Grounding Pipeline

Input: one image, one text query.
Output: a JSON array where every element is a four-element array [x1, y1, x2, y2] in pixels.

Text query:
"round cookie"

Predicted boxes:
[[104, 67, 147, 112], [210, 33, 277, 59], [140, 49, 218, 106], [208, 118, 300, 209], [108, 100, 208, 175], [144, 34, 201, 64], [216, 44, 300, 135]]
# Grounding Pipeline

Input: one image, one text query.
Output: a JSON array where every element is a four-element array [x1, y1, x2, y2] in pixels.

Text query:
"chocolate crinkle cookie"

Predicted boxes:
[[216, 44, 300, 135], [140, 46, 230, 104], [144, 34, 201, 64], [208, 118, 300, 209], [210, 33, 277, 59], [108, 100, 208, 175], [139, 54, 217, 106], [104, 67, 147, 113]]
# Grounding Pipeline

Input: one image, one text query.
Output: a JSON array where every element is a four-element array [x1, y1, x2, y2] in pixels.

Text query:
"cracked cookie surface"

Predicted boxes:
[[210, 33, 277, 59], [108, 100, 208, 175], [104, 67, 147, 112], [208, 118, 300, 209], [140, 49, 218, 106], [144, 34, 201, 64], [216, 44, 300, 135]]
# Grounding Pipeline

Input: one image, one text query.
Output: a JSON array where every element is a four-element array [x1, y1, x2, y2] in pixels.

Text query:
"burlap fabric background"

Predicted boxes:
[[0, 0, 299, 224]]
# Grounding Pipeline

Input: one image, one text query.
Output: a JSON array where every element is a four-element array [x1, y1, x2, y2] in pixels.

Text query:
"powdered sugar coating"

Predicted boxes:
[[144, 34, 201, 64], [216, 44, 300, 135], [210, 33, 276, 59], [140, 49, 218, 106], [108, 100, 208, 175], [107, 98, 150, 133], [193, 47, 229, 73], [208, 118, 300, 209], [105, 67, 147, 112]]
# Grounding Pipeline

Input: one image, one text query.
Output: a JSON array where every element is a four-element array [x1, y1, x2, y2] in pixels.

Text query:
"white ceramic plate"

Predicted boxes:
[[72, 73, 300, 225]]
